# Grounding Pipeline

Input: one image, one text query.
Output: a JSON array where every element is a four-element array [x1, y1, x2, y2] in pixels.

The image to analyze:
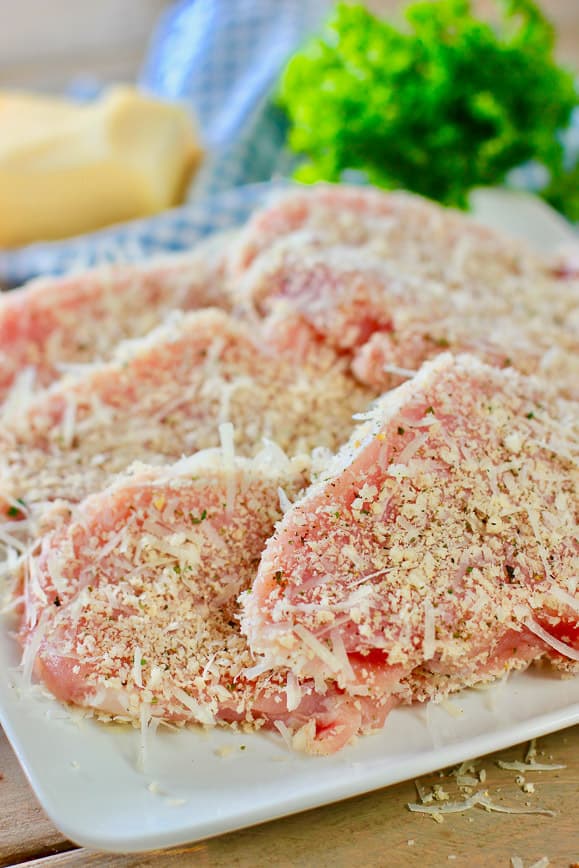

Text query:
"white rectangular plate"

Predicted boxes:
[[0, 189, 577, 853]]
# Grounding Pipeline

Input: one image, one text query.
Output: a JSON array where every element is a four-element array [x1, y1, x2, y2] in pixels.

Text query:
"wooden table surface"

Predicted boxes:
[[1, 722, 578, 867], [1, 1, 578, 866]]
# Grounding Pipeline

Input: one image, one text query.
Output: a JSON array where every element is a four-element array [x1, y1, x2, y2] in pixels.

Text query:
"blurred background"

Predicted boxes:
[[0, 0, 576, 284], [0, 0, 167, 91], [0, 0, 576, 91]]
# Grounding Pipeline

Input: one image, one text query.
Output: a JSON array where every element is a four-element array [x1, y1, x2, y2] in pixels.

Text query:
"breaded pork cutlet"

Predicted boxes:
[[0, 233, 230, 409], [243, 354, 579, 714], [18, 448, 391, 754], [0, 308, 372, 535]]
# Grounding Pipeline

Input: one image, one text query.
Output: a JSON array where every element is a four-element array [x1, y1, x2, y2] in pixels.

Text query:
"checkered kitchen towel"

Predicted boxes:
[[0, 0, 576, 287]]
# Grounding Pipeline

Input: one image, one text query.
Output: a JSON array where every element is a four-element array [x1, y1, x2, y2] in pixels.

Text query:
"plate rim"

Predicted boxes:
[[2, 668, 579, 853]]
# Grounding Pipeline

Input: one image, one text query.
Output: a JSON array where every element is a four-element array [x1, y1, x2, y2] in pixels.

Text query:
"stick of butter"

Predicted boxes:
[[0, 86, 203, 248]]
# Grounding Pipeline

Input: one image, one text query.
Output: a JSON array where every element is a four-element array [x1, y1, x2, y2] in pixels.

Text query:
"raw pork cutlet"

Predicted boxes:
[[230, 184, 556, 287], [0, 231, 231, 411], [0, 308, 373, 533], [235, 239, 579, 399], [242, 353, 579, 710], [17, 447, 390, 755]]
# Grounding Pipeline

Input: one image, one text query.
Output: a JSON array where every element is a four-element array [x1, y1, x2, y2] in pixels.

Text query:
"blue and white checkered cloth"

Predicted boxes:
[[0, 0, 576, 287]]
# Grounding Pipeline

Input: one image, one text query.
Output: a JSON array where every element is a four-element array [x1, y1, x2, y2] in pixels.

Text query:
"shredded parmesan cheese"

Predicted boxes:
[[136, 701, 152, 773], [293, 624, 343, 674], [423, 598, 436, 661], [173, 687, 216, 726], [549, 586, 579, 615], [20, 611, 50, 688], [273, 719, 294, 750], [497, 760, 566, 772], [408, 790, 556, 817], [525, 618, 579, 662], [133, 646, 144, 689]]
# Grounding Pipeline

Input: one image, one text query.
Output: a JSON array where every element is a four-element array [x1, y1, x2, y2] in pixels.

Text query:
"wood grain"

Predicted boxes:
[[0, 730, 72, 868], [2, 724, 579, 867]]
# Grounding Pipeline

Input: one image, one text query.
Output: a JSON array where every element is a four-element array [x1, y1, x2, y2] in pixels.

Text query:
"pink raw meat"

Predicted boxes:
[[235, 236, 579, 400], [0, 308, 372, 532], [230, 184, 554, 287], [18, 450, 391, 754], [242, 354, 579, 707], [0, 233, 230, 407]]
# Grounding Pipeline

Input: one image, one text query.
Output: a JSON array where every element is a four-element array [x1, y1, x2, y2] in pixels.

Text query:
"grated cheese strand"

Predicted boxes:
[[524, 619, 579, 662], [408, 791, 556, 817], [497, 760, 566, 772], [423, 598, 436, 661]]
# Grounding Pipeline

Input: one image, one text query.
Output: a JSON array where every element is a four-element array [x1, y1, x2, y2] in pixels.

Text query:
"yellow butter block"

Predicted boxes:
[[0, 86, 203, 248]]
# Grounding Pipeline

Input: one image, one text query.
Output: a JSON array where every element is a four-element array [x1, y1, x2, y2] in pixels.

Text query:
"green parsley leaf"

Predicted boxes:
[[278, 1, 578, 217], [190, 509, 208, 525]]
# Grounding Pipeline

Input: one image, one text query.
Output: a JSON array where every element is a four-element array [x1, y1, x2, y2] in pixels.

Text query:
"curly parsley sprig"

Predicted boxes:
[[278, 0, 578, 217]]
